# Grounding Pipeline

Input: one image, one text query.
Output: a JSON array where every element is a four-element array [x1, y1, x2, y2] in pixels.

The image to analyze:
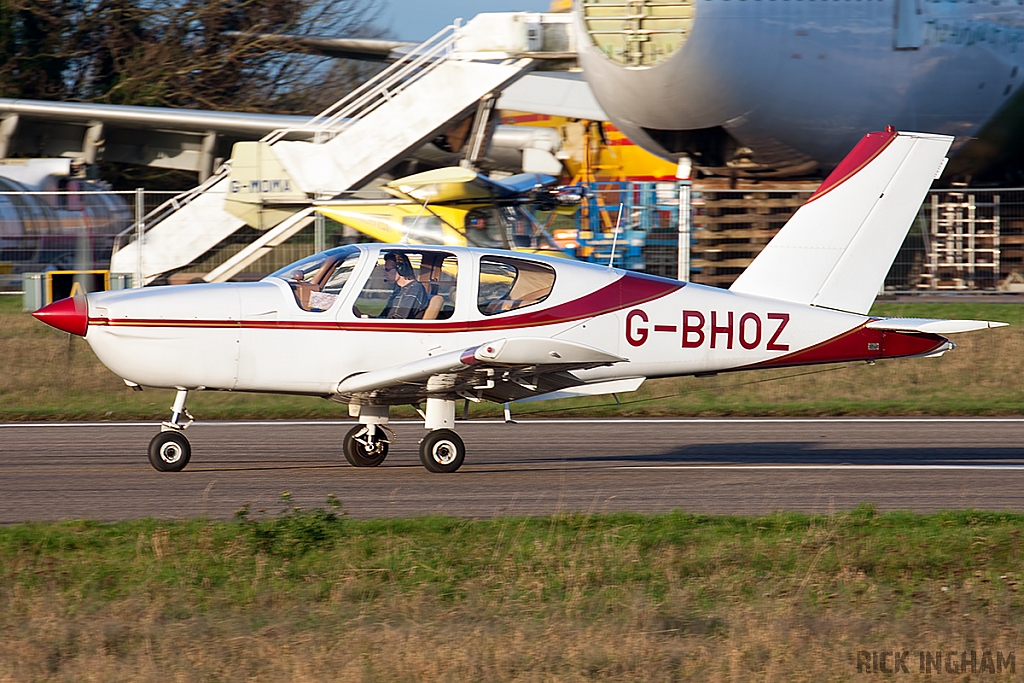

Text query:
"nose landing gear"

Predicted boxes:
[[343, 424, 393, 467], [149, 431, 191, 471], [343, 405, 394, 467], [148, 388, 193, 472]]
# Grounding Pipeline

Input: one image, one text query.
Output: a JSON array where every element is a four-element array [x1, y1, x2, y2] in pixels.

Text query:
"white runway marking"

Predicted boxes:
[[3, 417, 1024, 428], [617, 464, 1024, 471]]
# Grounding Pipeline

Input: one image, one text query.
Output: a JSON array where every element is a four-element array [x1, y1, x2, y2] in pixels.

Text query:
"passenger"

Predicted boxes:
[[379, 253, 429, 319]]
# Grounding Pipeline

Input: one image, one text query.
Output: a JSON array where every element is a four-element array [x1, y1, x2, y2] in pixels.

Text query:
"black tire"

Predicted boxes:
[[419, 429, 465, 473], [343, 425, 389, 467], [148, 431, 191, 472]]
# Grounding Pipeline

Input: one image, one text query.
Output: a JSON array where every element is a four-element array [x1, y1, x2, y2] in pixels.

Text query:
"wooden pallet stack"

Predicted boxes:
[[996, 215, 1024, 288], [918, 192, 1001, 290], [690, 179, 819, 288]]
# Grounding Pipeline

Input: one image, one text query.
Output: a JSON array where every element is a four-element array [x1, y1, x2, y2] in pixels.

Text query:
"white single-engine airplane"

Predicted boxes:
[[33, 130, 1006, 473]]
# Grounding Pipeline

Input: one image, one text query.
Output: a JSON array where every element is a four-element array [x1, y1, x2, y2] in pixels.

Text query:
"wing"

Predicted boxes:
[[332, 337, 627, 405], [222, 32, 415, 62]]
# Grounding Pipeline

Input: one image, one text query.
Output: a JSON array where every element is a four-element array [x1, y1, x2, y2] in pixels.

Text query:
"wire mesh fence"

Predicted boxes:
[[0, 190, 177, 292], [580, 183, 1024, 292], [4, 186, 1024, 295]]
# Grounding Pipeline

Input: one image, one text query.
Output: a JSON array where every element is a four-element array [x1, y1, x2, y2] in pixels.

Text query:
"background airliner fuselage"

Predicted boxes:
[[575, 0, 1024, 177]]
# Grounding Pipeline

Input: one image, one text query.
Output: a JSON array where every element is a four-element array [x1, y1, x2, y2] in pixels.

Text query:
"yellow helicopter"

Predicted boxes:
[[313, 166, 581, 257]]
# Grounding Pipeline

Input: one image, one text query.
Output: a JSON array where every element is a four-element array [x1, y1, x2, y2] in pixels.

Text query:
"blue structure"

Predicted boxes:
[[563, 181, 688, 278]]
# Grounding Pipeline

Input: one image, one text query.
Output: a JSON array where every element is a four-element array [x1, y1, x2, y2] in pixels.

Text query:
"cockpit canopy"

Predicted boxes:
[[266, 246, 558, 320]]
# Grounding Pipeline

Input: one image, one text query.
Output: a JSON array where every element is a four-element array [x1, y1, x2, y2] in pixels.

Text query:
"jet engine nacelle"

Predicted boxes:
[[572, 0, 737, 165]]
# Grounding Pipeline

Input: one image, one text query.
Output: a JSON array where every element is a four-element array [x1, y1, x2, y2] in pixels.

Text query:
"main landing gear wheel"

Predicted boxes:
[[148, 431, 191, 472], [343, 425, 389, 467], [419, 429, 465, 473]]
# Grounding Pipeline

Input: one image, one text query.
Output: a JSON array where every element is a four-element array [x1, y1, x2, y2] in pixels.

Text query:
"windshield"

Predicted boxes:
[[267, 246, 361, 282], [267, 246, 363, 312]]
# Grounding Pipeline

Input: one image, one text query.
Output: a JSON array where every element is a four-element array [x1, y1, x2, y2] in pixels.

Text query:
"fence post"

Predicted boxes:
[[677, 181, 692, 282], [314, 210, 326, 253], [135, 188, 144, 288]]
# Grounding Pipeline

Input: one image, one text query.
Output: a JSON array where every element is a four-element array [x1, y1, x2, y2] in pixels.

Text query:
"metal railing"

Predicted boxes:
[[264, 24, 458, 145]]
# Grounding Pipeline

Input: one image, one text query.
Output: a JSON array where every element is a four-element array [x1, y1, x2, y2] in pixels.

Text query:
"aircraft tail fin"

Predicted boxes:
[[729, 130, 953, 314], [224, 141, 307, 230]]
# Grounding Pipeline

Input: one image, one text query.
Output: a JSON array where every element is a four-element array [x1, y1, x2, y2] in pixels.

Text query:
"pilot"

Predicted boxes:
[[379, 252, 429, 319]]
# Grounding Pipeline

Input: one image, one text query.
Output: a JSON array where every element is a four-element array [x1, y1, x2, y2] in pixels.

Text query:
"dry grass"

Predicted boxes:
[[2, 296, 1022, 420], [0, 508, 1022, 681]]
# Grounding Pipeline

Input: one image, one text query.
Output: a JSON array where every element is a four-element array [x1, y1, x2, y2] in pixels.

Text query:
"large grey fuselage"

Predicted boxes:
[[574, 0, 1024, 175]]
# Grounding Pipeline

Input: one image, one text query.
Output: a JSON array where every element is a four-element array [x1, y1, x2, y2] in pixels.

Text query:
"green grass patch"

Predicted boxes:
[[4, 295, 1022, 420], [2, 503, 1023, 680]]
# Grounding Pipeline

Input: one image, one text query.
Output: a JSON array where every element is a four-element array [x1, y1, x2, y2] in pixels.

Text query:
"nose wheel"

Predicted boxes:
[[419, 429, 465, 473], [147, 388, 193, 472], [148, 431, 191, 472], [343, 424, 391, 467]]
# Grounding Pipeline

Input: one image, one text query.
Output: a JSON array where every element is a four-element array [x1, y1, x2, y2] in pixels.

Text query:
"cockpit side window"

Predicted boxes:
[[477, 255, 556, 316], [352, 250, 458, 320], [464, 207, 506, 249], [401, 215, 446, 244]]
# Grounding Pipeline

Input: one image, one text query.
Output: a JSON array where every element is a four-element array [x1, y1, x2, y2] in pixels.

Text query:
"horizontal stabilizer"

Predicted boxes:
[[866, 318, 1008, 334], [730, 130, 953, 315], [497, 72, 609, 121], [224, 141, 307, 230]]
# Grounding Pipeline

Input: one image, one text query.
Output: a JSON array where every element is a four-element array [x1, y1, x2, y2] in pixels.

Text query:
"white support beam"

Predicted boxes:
[[199, 131, 217, 181], [82, 121, 104, 164], [0, 115, 19, 158]]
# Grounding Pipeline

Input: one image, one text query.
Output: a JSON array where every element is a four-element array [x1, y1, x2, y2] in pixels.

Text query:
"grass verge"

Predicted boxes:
[[3, 295, 1022, 420], [1, 503, 1022, 681]]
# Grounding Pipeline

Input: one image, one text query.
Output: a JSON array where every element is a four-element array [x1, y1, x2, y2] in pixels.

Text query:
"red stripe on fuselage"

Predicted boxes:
[[742, 323, 947, 370], [88, 272, 683, 333]]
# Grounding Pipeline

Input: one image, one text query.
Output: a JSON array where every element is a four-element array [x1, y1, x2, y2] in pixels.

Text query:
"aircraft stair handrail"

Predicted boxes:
[[261, 25, 458, 144], [112, 161, 233, 252], [113, 24, 459, 255]]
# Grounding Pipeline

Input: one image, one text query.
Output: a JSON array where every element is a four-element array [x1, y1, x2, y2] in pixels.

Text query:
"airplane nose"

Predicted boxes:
[[32, 296, 89, 336]]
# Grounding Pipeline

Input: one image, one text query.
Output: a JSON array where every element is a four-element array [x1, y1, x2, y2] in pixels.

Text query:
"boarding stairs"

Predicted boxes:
[[110, 15, 573, 284]]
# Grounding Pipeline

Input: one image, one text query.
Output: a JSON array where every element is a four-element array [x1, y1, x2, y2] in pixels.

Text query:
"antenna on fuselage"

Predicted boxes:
[[608, 203, 623, 269]]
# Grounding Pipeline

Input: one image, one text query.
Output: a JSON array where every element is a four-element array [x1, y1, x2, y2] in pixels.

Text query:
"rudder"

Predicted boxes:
[[729, 130, 952, 314]]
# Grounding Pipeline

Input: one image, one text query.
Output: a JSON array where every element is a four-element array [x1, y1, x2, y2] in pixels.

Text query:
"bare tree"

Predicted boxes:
[[0, 0, 73, 98], [0, 0, 387, 113]]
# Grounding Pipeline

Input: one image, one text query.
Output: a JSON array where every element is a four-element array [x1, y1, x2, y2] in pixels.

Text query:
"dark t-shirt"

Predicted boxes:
[[380, 279, 430, 319]]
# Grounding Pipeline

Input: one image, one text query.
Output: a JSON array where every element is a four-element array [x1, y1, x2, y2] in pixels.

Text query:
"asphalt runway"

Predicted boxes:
[[2, 418, 1024, 522]]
